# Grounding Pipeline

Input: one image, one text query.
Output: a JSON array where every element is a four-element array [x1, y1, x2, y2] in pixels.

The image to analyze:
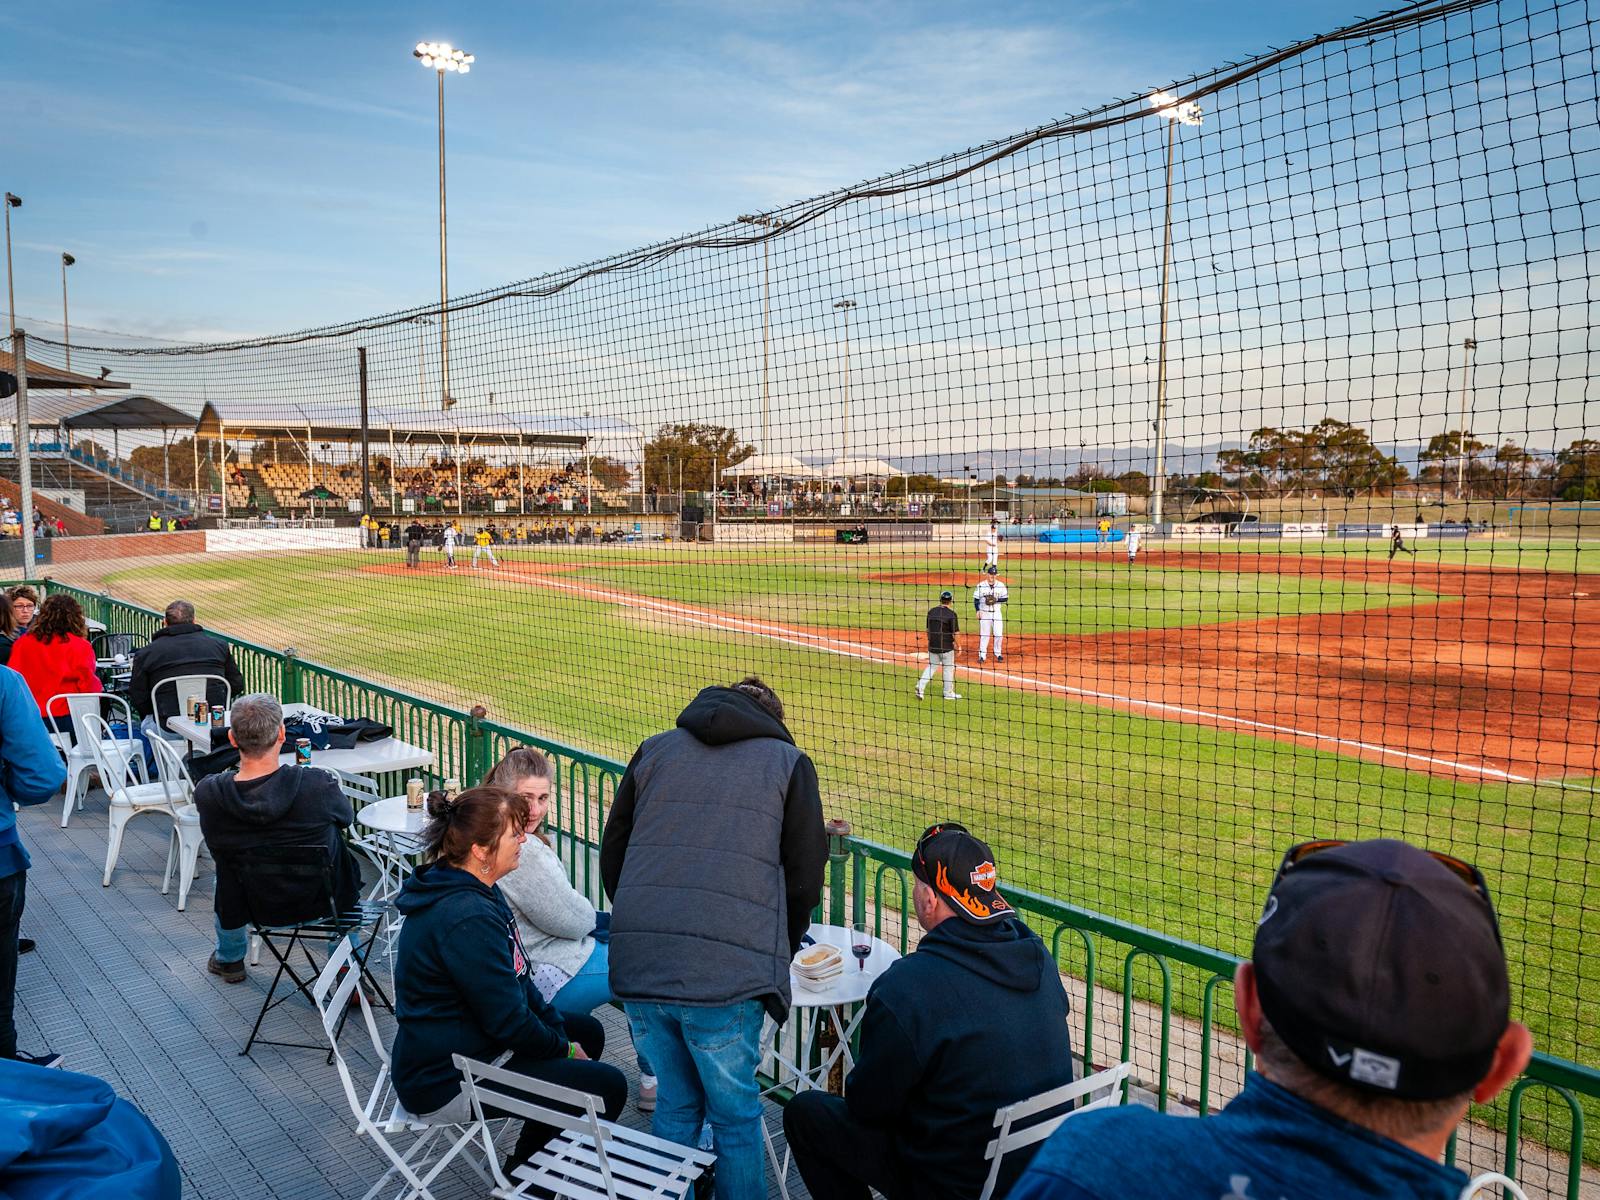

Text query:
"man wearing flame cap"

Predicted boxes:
[[783, 822, 1075, 1200]]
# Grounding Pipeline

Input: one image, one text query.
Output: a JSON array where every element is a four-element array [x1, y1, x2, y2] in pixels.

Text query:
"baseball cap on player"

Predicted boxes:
[[1252, 838, 1508, 1100], [911, 821, 1014, 925], [985, 564, 998, 575], [939, 590, 953, 602]]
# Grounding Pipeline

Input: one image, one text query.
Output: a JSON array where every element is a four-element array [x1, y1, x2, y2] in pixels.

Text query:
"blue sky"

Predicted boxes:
[[4, 0, 1375, 342]]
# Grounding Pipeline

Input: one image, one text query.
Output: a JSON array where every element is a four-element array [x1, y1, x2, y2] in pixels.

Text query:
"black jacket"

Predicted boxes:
[[193, 764, 361, 931], [391, 862, 572, 1116], [600, 687, 827, 1023], [128, 622, 247, 720], [844, 916, 1075, 1200]]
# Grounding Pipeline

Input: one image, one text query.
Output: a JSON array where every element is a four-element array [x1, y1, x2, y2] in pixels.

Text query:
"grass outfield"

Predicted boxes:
[[92, 543, 1598, 1078]]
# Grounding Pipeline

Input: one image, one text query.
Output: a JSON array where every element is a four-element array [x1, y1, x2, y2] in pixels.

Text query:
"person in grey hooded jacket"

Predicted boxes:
[[601, 676, 827, 1200]]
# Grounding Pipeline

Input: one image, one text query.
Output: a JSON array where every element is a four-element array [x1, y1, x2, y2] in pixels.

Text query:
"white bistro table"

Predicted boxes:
[[354, 795, 430, 901], [764, 922, 901, 1199], [165, 702, 434, 775]]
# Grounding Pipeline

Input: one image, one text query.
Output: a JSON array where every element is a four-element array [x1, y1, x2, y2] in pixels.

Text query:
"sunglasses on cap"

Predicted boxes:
[[914, 821, 969, 875], [1273, 838, 1502, 945]]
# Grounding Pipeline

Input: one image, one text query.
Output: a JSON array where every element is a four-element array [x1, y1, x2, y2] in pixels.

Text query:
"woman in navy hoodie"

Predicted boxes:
[[391, 785, 627, 1168]]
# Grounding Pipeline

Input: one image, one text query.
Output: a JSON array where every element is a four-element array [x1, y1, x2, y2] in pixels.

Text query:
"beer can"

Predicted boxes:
[[191, 699, 206, 724], [209, 705, 224, 730], [295, 737, 312, 764], [443, 777, 461, 802], [405, 778, 424, 811]]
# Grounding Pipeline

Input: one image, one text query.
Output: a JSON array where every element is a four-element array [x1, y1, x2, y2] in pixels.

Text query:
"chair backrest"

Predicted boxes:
[[90, 630, 148, 661], [150, 673, 233, 725], [313, 937, 395, 1121], [78, 713, 149, 802], [1461, 1174, 1530, 1200], [979, 1061, 1136, 1200], [45, 693, 130, 756], [331, 768, 381, 805], [453, 1054, 611, 1193], [145, 735, 196, 806], [213, 842, 338, 930]]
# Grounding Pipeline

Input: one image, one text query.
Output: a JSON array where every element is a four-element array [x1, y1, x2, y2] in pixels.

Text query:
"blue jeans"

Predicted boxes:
[[214, 915, 248, 963], [551, 939, 652, 1075], [627, 1000, 766, 1200]]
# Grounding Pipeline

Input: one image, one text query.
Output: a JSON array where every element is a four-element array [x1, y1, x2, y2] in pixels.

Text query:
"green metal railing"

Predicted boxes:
[[25, 577, 1597, 1198]]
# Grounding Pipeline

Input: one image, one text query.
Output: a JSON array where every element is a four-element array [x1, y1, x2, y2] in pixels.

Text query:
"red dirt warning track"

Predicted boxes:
[[364, 553, 1600, 784]]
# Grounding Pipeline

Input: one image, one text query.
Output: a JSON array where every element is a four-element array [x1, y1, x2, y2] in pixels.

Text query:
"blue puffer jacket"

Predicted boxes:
[[390, 861, 572, 1116], [0, 666, 69, 881]]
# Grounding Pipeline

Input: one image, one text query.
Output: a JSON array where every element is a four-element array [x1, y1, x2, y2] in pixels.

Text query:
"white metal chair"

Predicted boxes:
[[83, 713, 204, 910], [312, 938, 495, 1200], [454, 1053, 715, 1199], [334, 768, 419, 905], [978, 1060, 1136, 1200], [44, 692, 144, 827], [149, 673, 233, 742], [1461, 1174, 1529, 1200]]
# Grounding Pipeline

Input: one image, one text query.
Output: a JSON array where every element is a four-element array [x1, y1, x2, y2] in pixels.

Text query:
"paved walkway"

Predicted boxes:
[[14, 792, 803, 1199]]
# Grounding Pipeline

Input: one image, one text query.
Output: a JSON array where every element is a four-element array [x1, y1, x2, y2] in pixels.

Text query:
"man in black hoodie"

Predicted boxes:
[[783, 822, 1075, 1200], [193, 693, 361, 983], [128, 599, 247, 737], [601, 676, 828, 1200]]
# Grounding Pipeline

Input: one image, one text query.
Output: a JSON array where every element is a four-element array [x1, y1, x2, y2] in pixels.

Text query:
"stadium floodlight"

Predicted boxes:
[[1457, 337, 1478, 500], [834, 299, 857, 468], [412, 41, 475, 411], [738, 214, 786, 454], [1147, 89, 1204, 530]]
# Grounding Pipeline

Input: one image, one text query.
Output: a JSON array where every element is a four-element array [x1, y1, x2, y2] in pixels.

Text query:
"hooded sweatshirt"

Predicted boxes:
[[600, 686, 828, 1024], [843, 916, 1075, 1200], [391, 862, 571, 1116], [193, 764, 360, 931], [127, 621, 247, 721]]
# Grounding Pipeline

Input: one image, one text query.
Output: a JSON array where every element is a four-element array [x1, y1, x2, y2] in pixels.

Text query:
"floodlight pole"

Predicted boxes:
[[3, 193, 18, 338], [1456, 337, 1477, 500], [834, 298, 856, 468], [1148, 92, 1202, 531], [738, 215, 784, 454], [414, 43, 474, 413], [585, 412, 593, 514], [13, 330, 34, 575]]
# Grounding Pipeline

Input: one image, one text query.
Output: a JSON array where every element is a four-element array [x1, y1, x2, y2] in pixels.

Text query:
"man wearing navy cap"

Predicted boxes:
[[1010, 838, 1533, 1199], [783, 822, 1074, 1200]]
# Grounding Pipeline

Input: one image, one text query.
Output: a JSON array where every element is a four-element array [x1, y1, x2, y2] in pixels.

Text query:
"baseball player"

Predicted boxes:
[[442, 522, 459, 570], [974, 564, 1009, 663], [916, 590, 961, 701], [983, 520, 1000, 570], [1126, 528, 1143, 564], [471, 526, 499, 569], [1388, 524, 1415, 561]]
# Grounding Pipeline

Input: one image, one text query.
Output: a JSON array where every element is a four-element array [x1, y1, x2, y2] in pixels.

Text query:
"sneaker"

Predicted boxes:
[[14, 1050, 63, 1069], [977, 656, 985, 664], [207, 953, 246, 984], [996, 655, 1004, 662], [944, 693, 962, 701], [637, 1074, 658, 1113], [17, 937, 34, 955], [915, 687, 925, 700]]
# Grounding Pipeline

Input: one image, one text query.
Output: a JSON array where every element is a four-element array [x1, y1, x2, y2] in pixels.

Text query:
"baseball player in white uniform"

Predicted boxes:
[[1126, 528, 1143, 564], [442, 523, 459, 570], [974, 564, 1009, 663], [983, 520, 1000, 570]]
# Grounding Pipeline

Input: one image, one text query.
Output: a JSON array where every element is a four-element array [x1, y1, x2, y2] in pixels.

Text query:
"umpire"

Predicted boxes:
[[915, 590, 960, 701]]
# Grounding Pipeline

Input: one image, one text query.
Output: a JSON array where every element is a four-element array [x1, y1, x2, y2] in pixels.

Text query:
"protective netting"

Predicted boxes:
[[13, 0, 1599, 1185]]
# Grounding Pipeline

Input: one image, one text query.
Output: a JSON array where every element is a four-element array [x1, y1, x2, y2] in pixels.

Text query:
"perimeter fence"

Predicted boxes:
[[14, 0, 1600, 1188]]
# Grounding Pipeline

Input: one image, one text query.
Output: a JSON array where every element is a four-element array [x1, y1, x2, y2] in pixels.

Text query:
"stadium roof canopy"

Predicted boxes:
[[820, 456, 905, 478], [720, 452, 817, 478], [0, 348, 129, 403], [193, 402, 587, 450], [59, 394, 195, 430]]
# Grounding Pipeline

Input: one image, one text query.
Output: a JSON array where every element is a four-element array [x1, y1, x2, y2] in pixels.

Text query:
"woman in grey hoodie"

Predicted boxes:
[[488, 748, 656, 1110]]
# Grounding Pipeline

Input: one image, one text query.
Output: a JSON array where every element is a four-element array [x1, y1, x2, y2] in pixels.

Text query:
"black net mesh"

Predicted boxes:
[[11, 0, 1598, 1189]]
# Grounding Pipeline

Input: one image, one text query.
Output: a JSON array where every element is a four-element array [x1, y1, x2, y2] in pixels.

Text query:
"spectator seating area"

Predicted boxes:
[[240, 457, 628, 514]]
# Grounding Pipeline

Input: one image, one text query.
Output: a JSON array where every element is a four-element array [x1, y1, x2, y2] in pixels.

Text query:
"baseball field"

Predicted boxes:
[[65, 535, 1600, 1071]]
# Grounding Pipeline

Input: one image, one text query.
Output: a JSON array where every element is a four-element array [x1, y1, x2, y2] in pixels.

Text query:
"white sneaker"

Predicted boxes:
[[944, 693, 962, 701], [915, 688, 925, 700], [637, 1075, 657, 1113]]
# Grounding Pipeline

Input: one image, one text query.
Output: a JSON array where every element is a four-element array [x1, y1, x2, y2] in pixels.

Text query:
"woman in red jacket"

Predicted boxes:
[[8, 594, 100, 729]]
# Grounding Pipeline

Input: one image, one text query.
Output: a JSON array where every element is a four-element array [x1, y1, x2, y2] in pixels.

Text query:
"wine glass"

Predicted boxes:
[[851, 921, 872, 972]]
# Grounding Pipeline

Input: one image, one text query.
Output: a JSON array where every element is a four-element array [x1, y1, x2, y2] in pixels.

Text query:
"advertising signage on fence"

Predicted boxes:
[[207, 493, 223, 512]]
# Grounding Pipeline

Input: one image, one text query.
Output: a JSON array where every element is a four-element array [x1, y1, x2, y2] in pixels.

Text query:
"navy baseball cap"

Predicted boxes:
[[939, 590, 953, 602], [912, 822, 1013, 925], [1252, 839, 1509, 1100], [985, 565, 998, 575]]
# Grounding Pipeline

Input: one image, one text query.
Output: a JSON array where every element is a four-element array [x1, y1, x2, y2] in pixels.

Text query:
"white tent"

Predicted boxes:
[[821, 456, 905, 478], [720, 452, 818, 478]]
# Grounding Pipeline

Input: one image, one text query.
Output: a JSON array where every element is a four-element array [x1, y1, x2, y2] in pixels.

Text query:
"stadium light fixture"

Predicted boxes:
[[1147, 89, 1203, 531], [834, 299, 857, 469], [413, 41, 475, 412], [738, 214, 786, 454], [60, 252, 75, 376]]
